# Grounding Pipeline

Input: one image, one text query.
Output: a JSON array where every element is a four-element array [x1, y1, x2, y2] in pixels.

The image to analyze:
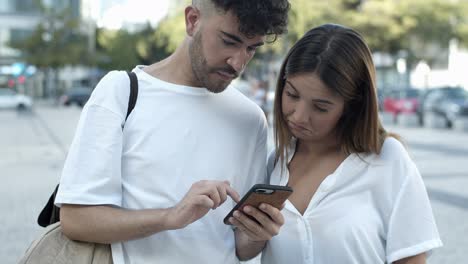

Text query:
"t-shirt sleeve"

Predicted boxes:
[[266, 148, 276, 182], [386, 159, 443, 263], [55, 71, 130, 207], [244, 113, 268, 192]]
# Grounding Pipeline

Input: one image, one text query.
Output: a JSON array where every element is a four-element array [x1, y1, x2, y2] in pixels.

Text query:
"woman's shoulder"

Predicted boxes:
[[374, 137, 411, 164], [366, 137, 420, 187]]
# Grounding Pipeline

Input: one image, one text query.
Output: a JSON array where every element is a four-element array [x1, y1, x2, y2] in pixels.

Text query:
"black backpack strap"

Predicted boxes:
[[126, 71, 138, 121], [37, 185, 60, 227]]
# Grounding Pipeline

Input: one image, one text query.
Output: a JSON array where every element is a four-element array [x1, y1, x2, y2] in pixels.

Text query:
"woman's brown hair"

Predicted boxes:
[[274, 24, 391, 165]]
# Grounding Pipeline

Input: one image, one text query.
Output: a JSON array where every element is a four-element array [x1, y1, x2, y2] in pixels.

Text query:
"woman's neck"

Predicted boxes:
[[296, 135, 342, 158]]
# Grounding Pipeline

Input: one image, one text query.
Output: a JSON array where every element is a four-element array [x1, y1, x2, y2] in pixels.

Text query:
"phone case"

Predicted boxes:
[[223, 184, 293, 225]]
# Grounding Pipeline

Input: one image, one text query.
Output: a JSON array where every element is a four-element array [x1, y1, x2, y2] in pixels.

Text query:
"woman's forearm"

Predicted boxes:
[[234, 228, 267, 261]]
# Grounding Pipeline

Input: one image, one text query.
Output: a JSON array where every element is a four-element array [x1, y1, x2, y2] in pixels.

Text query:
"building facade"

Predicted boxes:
[[0, 0, 98, 96]]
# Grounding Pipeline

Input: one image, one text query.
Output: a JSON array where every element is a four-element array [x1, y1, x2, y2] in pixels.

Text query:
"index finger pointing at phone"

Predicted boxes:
[[225, 185, 240, 203]]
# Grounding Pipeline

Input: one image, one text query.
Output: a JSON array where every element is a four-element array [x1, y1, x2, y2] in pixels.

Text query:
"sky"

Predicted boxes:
[[97, 0, 170, 30]]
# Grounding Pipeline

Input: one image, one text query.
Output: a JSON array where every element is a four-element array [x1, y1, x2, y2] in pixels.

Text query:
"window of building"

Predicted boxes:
[[14, 0, 39, 13], [10, 28, 33, 43]]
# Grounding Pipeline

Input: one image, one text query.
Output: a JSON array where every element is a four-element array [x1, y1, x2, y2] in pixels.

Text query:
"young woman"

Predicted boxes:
[[261, 24, 442, 264]]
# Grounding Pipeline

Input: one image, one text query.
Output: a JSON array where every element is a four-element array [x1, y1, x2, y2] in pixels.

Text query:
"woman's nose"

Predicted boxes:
[[290, 103, 309, 124]]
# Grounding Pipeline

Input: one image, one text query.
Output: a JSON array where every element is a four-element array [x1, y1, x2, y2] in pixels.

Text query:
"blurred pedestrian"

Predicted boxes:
[[55, 0, 290, 263], [250, 79, 268, 113], [263, 24, 442, 264]]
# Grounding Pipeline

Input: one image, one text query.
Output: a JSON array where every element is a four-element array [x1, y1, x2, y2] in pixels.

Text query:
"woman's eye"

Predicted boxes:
[[286, 91, 299, 99]]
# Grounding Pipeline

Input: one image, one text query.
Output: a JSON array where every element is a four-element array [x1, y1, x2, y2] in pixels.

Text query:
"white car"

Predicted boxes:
[[0, 88, 33, 110]]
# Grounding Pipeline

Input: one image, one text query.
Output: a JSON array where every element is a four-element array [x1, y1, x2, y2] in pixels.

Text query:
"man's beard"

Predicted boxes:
[[189, 31, 237, 94]]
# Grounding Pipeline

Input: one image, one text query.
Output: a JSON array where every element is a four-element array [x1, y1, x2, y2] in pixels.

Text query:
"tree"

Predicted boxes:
[[395, 0, 468, 67], [75, 0, 468, 87], [9, 0, 90, 97], [96, 28, 140, 71], [286, 0, 468, 70], [135, 24, 172, 65], [95, 5, 186, 71]]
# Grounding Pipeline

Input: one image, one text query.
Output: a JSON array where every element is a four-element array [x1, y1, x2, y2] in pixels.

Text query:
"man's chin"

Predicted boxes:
[[206, 81, 231, 94]]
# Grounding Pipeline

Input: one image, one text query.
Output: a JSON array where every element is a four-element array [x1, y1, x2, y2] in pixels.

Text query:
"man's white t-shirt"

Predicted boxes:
[[262, 137, 442, 264], [55, 66, 268, 264]]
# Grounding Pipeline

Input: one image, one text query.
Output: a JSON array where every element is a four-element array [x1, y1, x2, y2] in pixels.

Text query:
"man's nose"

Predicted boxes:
[[227, 50, 248, 73]]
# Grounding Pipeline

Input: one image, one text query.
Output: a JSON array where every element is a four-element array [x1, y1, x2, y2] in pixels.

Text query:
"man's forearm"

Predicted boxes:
[[234, 228, 267, 261], [60, 204, 176, 244]]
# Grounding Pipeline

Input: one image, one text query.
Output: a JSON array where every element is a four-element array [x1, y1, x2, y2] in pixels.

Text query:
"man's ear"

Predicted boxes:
[[185, 6, 200, 37]]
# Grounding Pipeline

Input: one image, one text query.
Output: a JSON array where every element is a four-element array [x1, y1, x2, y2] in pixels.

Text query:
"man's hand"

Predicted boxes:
[[169, 180, 240, 229], [229, 203, 284, 242], [60, 180, 240, 243]]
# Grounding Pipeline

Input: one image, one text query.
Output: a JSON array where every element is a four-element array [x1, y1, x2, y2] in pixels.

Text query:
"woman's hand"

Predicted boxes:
[[229, 203, 285, 242]]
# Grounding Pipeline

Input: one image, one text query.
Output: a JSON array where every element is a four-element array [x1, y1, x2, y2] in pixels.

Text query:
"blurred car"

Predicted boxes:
[[421, 86, 468, 127], [59, 87, 93, 107], [382, 88, 422, 123], [0, 88, 33, 110]]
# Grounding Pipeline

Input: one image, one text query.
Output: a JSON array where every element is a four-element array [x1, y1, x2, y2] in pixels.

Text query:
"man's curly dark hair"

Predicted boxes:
[[210, 0, 290, 42]]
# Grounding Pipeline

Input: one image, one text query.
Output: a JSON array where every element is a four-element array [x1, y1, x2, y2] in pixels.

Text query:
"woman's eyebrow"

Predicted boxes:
[[286, 80, 334, 105], [285, 80, 298, 92]]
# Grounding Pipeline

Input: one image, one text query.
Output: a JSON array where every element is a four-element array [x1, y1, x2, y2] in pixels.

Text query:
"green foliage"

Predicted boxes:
[[286, 0, 468, 67], [135, 24, 170, 64], [8, 1, 90, 69], [14, 0, 468, 72], [96, 5, 186, 70], [288, 0, 344, 45], [347, 0, 407, 54], [152, 8, 187, 54], [96, 28, 140, 71]]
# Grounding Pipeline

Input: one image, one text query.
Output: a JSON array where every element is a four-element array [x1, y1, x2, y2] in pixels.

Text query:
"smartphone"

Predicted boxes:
[[223, 184, 293, 225]]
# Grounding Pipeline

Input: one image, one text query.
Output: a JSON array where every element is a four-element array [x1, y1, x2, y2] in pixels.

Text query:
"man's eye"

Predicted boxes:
[[222, 39, 235, 46], [247, 46, 257, 53], [315, 105, 328, 113]]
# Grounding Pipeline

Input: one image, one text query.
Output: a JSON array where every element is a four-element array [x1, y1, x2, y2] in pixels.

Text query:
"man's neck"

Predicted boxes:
[[143, 41, 200, 87]]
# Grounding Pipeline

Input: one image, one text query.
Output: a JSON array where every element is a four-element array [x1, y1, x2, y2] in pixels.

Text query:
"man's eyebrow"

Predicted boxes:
[[220, 31, 264, 47]]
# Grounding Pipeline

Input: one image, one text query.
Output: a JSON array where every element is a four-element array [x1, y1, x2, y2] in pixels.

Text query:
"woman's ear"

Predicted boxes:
[[185, 6, 201, 37]]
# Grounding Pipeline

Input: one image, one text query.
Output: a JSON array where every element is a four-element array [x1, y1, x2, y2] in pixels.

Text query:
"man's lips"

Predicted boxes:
[[216, 70, 237, 80]]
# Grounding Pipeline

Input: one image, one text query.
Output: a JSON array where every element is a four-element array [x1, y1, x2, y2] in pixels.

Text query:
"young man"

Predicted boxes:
[[55, 0, 290, 263]]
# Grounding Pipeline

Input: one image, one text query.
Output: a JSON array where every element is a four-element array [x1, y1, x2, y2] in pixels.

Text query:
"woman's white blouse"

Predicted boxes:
[[262, 138, 442, 264]]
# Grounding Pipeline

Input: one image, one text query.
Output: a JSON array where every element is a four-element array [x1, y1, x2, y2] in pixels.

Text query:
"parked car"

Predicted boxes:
[[420, 86, 468, 127], [0, 88, 33, 110], [382, 88, 422, 123], [59, 87, 93, 107]]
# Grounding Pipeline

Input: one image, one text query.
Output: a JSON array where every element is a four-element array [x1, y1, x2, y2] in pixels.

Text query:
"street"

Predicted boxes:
[[1, 104, 467, 264]]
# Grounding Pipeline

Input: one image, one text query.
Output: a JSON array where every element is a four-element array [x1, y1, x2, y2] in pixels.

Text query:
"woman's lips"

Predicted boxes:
[[288, 121, 309, 132]]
